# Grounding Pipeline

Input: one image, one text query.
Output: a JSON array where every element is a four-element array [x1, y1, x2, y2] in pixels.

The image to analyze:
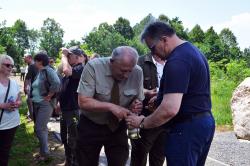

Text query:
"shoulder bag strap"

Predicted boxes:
[[0, 80, 11, 124]]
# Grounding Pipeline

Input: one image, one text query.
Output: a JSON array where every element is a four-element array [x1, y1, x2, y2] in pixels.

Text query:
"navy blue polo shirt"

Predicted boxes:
[[59, 63, 84, 111], [156, 42, 211, 115]]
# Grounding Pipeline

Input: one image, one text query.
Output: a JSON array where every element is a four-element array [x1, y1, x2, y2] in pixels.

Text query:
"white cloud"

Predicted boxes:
[[183, 12, 250, 50], [1, 3, 117, 42], [213, 12, 250, 49]]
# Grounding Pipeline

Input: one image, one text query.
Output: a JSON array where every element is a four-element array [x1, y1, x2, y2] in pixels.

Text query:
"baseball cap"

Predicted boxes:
[[68, 46, 85, 56], [23, 53, 32, 58]]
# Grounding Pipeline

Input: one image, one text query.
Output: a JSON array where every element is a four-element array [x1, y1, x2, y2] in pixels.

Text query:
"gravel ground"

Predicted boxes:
[[48, 120, 250, 166], [206, 132, 250, 166]]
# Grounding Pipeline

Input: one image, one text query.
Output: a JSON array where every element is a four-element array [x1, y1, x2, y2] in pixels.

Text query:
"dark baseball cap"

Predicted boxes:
[[68, 46, 85, 56]]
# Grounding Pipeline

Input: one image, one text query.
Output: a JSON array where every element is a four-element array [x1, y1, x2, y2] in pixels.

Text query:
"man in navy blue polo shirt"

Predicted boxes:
[[126, 21, 215, 166]]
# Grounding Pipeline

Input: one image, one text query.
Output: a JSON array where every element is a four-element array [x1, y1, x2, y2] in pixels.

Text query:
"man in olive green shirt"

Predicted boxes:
[[76, 46, 144, 166]]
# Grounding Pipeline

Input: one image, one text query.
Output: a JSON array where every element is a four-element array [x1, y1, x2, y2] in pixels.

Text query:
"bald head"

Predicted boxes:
[[111, 46, 139, 66], [110, 46, 139, 81]]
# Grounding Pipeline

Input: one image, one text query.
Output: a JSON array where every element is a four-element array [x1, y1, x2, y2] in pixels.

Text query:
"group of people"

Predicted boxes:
[[0, 21, 215, 166]]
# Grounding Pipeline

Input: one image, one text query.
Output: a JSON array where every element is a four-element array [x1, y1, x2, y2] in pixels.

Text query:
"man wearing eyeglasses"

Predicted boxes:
[[126, 21, 215, 166]]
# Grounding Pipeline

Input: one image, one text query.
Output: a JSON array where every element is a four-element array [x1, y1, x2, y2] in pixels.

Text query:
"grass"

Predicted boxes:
[[8, 96, 38, 166], [9, 95, 61, 166], [211, 78, 236, 126]]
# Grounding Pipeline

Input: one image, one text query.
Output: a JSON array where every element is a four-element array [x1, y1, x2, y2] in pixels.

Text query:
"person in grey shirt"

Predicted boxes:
[[76, 46, 144, 166]]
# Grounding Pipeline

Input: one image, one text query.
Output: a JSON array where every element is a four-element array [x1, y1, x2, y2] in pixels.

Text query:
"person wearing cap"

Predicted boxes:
[[23, 53, 38, 121], [57, 46, 85, 166]]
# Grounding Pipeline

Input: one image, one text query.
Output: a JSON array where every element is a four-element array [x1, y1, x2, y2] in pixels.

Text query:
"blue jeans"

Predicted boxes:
[[33, 100, 53, 156], [165, 114, 215, 166]]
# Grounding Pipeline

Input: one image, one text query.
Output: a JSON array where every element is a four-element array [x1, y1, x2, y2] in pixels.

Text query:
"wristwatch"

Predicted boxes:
[[139, 118, 145, 129]]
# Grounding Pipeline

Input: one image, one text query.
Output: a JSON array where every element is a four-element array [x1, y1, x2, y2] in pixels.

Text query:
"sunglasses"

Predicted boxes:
[[3, 63, 14, 68]]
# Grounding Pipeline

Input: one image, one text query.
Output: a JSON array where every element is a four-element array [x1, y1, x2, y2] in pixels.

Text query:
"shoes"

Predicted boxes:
[[56, 160, 69, 166], [33, 153, 51, 163]]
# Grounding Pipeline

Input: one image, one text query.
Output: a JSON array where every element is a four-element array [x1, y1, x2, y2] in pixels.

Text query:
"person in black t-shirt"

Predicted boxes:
[[126, 21, 215, 166], [57, 46, 85, 166], [24, 54, 38, 121]]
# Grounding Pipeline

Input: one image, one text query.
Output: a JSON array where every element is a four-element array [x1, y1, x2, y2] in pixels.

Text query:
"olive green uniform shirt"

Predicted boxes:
[[77, 57, 144, 125]]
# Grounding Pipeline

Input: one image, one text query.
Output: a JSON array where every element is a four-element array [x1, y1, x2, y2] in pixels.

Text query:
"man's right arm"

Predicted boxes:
[[77, 62, 129, 119], [61, 48, 72, 76]]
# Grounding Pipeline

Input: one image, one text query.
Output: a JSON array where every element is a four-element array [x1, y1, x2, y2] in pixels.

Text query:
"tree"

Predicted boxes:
[[203, 27, 223, 61], [40, 18, 64, 58], [0, 21, 20, 67], [66, 39, 81, 48], [188, 24, 205, 43], [171, 17, 189, 40], [113, 17, 134, 40], [219, 28, 241, 59], [133, 13, 155, 37], [84, 22, 128, 56], [12, 19, 29, 50], [28, 29, 40, 55]]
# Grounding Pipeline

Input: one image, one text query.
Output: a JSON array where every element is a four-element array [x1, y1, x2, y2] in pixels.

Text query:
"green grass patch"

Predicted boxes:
[[8, 96, 38, 166], [211, 79, 236, 126]]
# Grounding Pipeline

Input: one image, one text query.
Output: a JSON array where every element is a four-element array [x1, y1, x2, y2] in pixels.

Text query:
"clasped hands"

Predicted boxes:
[[2, 100, 21, 111], [110, 99, 145, 128]]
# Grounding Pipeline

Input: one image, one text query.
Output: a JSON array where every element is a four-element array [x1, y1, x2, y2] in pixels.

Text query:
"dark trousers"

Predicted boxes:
[[0, 126, 18, 166], [60, 110, 79, 166], [130, 127, 166, 166], [165, 114, 215, 166], [76, 115, 129, 166]]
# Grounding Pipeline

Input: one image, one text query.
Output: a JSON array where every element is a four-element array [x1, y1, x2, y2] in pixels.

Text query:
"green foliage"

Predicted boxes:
[[209, 59, 250, 125], [28, 28, 40, 55], [66, 39, 81, 48], [40, 18, 64, 59], [0, 44, 5, 53], [188, 24, 205, 43], [12, 19, 30, 50], [225, 60, 250, 83], [114, 17, 134, 40], [84, 22, 128, 56], [133, 13, 155, 37]]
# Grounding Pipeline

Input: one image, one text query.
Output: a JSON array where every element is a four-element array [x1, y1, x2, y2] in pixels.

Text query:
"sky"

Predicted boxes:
[[0, 0, 250, 49]]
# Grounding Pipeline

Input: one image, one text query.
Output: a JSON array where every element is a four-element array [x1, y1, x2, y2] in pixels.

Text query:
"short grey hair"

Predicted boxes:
[[0, 54, 14, 66], [140, 21, 175, 43], [111, 46, 139, 63]]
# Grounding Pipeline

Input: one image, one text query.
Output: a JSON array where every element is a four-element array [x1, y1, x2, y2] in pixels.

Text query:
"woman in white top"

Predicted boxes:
[[0, 54, 21, 166]]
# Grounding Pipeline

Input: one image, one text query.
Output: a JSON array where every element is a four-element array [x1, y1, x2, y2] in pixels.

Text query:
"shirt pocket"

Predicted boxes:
[[95, 86, 111, 102], [122, 89, 138, 106]]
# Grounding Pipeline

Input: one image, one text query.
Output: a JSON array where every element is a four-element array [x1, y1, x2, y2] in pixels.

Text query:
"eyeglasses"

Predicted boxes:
[[2, 63, 14, 68], [149, 39, 160, 54]]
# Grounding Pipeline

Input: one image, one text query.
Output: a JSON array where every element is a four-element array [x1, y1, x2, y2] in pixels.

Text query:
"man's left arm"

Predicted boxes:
[[127, 93, 183, 128]]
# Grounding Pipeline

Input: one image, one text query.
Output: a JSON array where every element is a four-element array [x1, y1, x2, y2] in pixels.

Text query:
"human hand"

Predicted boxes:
[[129, 99, 143, 114], [2, 103, 15, 111], [110, 104, 130, 120], [44, 95, 52, 102], [145, 96, 157, 112], [55, 102, 61, 114], [61, 47, 69, 56], [144, 88, 157, 98], [126, 114, 144, 128]]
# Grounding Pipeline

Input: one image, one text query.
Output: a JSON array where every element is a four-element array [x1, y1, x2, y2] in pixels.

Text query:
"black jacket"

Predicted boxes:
[[138, 54, 158, 116]]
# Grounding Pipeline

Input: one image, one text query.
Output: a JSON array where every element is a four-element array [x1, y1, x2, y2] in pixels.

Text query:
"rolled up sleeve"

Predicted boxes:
[[77, 63, 96, 97]]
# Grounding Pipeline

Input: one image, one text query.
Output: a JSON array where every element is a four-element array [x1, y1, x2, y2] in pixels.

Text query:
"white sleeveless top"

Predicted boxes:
[[0, 79, 20, 130]]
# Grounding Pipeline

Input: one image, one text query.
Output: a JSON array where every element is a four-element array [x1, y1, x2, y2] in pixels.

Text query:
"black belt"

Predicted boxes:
[[171, 111, 211, 124]]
